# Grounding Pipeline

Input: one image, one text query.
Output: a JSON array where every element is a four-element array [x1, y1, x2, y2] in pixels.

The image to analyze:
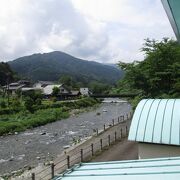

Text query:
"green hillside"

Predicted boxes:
[[8, 51, 123, 85]]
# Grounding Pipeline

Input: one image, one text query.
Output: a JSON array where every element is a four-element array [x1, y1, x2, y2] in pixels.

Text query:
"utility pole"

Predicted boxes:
[[7, 75, 10, 107]]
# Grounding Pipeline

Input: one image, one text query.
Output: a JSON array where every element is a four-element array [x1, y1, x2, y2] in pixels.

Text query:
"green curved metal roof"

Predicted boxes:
[[162, 0, 180, 42], [128, 99, 180, 145], [54, 157, 180, 180]]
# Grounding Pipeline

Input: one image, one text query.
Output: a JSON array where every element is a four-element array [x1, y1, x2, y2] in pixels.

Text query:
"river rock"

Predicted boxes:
[[41, 132, 46, 135], [63, 145, 70, 149], [36, 156, 41, 160]]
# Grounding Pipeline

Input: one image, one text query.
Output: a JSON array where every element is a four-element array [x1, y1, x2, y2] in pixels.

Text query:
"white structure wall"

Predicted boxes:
[[80, 88, 89, 96], [139, 143, 180, 159]]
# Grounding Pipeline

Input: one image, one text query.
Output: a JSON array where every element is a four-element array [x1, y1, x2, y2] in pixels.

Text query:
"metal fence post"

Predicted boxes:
[[126, 126, 128, 136], [121, 128, 123, 139], [80, 149, 83, 162], [104, 124, 106, 131], [31, 173, 35, 180], [100, 139, 103, 150], [67, 155, 70, 169], [91, 143, 94, 156], [108, 135, 111, 146], [115, 131, 117, 142], [51, 163, 55, 178], [96, 128, 98, 135]]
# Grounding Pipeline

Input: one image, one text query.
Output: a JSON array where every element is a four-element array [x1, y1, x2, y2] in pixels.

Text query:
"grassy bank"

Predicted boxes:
[[0, 97, 99, 136]]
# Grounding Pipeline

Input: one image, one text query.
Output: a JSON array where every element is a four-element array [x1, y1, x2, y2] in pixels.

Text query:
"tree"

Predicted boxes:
[[59, 75, 72, 86], [117, 38, 180, 98], [89, 81, 110, 94], [0, 62, 16, 86], [52, 86, 59, 97], [24, 91, 42, 113]]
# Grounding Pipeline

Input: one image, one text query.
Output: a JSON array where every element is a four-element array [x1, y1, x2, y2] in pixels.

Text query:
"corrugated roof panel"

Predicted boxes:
[[153, 99, 168, 144], [128, 99, 148, 142], [161, 99, 174, 144], [143, 99, 160, 143], [171, 100, 180, 144], [55, 175, 180, 180], [136, 99, 154, 142], [128, 99, 180, 145], [54, 157, 180, 180], [162, 0, 180, 42]]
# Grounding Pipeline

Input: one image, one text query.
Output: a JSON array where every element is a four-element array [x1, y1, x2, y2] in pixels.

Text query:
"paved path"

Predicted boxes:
[[91, 138, 138, 162]]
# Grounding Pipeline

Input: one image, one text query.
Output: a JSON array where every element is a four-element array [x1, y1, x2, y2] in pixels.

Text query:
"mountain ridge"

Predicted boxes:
[[8, 51, 123, 85]]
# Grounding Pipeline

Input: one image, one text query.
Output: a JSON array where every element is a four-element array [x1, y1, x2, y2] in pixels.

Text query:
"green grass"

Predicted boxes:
[[0, 108, 69, 135]]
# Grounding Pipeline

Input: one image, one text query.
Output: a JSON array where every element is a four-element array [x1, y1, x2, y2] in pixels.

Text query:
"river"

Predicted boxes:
[[0, 99, 131, 175]]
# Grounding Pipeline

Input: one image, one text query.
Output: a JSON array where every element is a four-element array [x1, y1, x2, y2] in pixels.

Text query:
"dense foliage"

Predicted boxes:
[[0, 62, 16, 86], [8, 51, 123, 85], [115, 38, 180, 102]]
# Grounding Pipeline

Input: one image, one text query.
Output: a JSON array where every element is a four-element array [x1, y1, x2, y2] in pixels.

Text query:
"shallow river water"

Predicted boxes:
[[0, 99, 131, 174]]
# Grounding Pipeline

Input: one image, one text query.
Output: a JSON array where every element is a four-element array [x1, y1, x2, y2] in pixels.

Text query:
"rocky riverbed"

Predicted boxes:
[[0, 99, 131, 175]]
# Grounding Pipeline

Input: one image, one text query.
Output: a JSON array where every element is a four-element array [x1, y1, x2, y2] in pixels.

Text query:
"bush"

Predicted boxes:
[[24, 97, 34, 113], [130, 95, 144, 111], [0, 100, 6, 108], [11, 97, 21, 111]]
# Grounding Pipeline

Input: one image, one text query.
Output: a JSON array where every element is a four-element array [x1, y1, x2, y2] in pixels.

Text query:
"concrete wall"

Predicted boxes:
[[139, 143, 180, 159]]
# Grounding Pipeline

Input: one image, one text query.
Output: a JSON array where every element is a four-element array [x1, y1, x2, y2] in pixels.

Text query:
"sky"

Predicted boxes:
[[0, 0, 175, 63]]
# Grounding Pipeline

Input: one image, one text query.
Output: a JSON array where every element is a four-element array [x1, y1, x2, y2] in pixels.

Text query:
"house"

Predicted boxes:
[[17, 80, 31, 87], [80, 88, 91, 96], [128, 99, 180, 159], [4, 80, 31, 95], [5, 82, 25, 95], [21, 87, 42, 95], [69, 90, 81, 98], [54, 157, 180, 180], [33, 81, 54, 89], [43, 84, 70, 99]]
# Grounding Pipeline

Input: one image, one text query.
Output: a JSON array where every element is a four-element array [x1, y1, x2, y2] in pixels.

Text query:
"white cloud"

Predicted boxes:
[[0, 0, 175, 63]]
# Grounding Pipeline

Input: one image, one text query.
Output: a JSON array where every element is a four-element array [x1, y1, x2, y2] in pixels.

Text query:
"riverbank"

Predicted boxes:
[[11, 112, 132, 180], [0, 97, 99, 136], [0, 100, 131, 177]]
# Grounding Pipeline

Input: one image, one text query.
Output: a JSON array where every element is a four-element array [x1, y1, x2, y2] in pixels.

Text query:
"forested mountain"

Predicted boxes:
[[0, 62, 16, 86], [8, 51, 123, 85]]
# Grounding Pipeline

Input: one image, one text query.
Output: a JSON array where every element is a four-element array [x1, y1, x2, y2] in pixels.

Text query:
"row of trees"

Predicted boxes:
[[115, 38, 180, 98], [59, 75, 111, 94]]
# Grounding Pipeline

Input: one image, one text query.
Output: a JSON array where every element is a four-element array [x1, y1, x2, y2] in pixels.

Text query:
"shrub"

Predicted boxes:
[[0, 100, 6, 108]]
